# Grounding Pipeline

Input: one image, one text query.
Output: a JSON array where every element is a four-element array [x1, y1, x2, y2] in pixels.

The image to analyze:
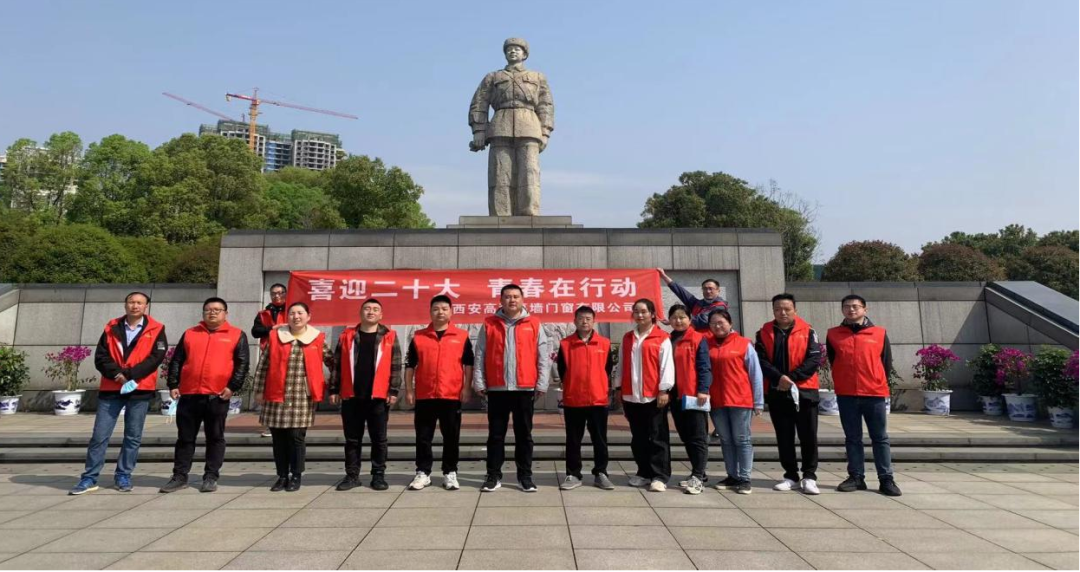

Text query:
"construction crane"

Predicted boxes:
[[225, 88, 358, 151], [162, 92, 241, 123]]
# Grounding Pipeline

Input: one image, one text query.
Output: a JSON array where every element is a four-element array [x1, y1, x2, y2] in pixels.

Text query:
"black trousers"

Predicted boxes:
[[623, 400, 671, 482], [270, 428, 307, 478], [564, 406, 609, 479], [341, 398, 388, 478], [767, 392, 819, 481], [415, 399, 462, 475], [172, 395, 229, 480], [670, 398, 709, 479], [486, 391, 535, 480]]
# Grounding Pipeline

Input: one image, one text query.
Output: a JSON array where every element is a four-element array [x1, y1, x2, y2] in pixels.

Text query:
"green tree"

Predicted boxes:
[[1006, 246, 1079, 299], [1038, 230, 1079, 252], [321, 156, 433, 229], [66, 135, 151, 235], [265, 166, 324, 188], [165, 237, 221, 283], [639, 172, 818, 281], [0, 211, 40, 279], [263, 181, 346, 230], [1, 224, 148, 283], [821, 240, 920, 282], [117, 236, 181, 283], [918, 243, 1004, 281], [940, 224, 1039, 259], [3, 138, 45, 212]]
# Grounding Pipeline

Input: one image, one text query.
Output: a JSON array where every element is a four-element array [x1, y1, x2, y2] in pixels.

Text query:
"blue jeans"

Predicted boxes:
[[837, 395, 893, 480], [710, 407, 753, 481], [80, 395, 150, 483]]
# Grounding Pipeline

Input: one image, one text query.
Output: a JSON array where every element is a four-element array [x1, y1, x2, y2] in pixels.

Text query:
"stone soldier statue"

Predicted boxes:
[[469, 38, 555, 216]]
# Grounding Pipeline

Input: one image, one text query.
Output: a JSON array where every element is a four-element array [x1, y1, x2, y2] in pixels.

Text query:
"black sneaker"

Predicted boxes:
[[285, 475, 302, 492], [879, 478, 902, 497], [480, 475, 501, 492], [734, 480, 753, 495], [715, 476, 739, 490], [520, 478, 537, 492], [199, 478, 218, 493], [159, 476, 188, 494], [837, 476, 868, 492], [370, 475, 389, 491], [270, 477, 288, 492], [335, 476, 361, 491]]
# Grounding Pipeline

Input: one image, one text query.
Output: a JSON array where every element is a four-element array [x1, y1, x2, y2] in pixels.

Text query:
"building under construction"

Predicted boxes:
[[198, 120, 343, 172]]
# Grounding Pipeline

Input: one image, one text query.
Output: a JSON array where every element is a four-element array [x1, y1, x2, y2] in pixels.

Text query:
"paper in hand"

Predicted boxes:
[[681, 394, 711, 412], [789, 382, 800, 412]]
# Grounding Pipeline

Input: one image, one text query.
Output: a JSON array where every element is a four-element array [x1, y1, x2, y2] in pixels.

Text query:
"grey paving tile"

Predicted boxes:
[[0, 495, 69, 511], [687, 550, 812, 569], [1048, 495, 1079, 507], [723, 492, 819, 509], [57, 494, 157, 510], [574, 549, 695, 570], [223, 550, 350, 569], [571, 525, 680, 550], [458, 549, 575, 570], [308, 492, 396, 508], [922, 509, 1049, 530], [565, 506, 661, 526], [92, 509, 211, 529], [472, 507, 565, 526], [33, 528, 171, 553], [561, 491, 649, 507], [968, 494, 1078, 510], [135, 493, 242, 511], [0, 528, 72, 553], [393, 491, 479, 508], [798, 551, 928, 569], [910, 552, 1050, 570], [744, 508, 855, 528], [0, 555, 13, 565], [141, 527, 273, 552], [835, 508, 952, 529], [0, 511, 32, 525], [378, 506, 475, 527], [870, 528, 1009, 553], [360, 526, 468, 550], [1014, 510, 1080, 529], [770, 527, 898, 552], [1023, 552, 1080, 570], [644, 490, 736, 508], [933, 480, 1034, 495], [902, 471, 989, 482], [221, 493, 320, 510], [966, 528, 1080, 552], [670, 527, 788, 551], [653, 508, 759, 528], [974, 472, 1061, 483], [893, 493, 996, 510], [0, 552, 127, 570], [248, 527, 368, 551], [280, 508, 385, 528], [0, 509, 121, 529], [466, 525, 570, 549], [186, 508, 298, 528], [106, 551, 240, 570], [808, 492, 909, 510], [340, 549, 461, 570], [889, 481, 951, 494]]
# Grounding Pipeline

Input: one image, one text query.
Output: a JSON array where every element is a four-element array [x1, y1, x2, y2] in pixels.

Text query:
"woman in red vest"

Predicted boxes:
[[707, 309, 763, 495], [667, 304, 712, 495], [614, 298, 674, 492], [254, 302, 332, 492]]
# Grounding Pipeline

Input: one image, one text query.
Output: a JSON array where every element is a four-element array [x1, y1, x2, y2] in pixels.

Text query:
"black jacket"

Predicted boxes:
[[166, 329, 250, 393], [251, 304, 285, 341], [94, 317, 169, 397], [755, 322, 822, 402]]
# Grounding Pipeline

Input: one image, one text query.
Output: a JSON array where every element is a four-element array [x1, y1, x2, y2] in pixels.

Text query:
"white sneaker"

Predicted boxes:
[[628, 475, 649, 488], [408, 471, 431, 491], [560, 475, 582, 490], [800, 478, 820, 495], [648, 480, 667, 492], [443, 472, 460, 491], [684, 476, 703, 495], [773, 478, 799, 492]]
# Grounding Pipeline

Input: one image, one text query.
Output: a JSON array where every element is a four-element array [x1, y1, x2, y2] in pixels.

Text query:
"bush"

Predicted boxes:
[[821, 240, 920, 282], [1031, 346, 1076, 409], [118, 236, 182, 283], [3, 224, 148, 283], [165, 237, 220, 283], [968, 344, 1004, 397], [918, 244, 1004, 281], [0, 345, 31, 396]]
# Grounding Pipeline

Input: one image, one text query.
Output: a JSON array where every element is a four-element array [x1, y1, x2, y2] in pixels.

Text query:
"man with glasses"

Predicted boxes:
[[251, 283, 289, 437], [656, 268, 729, 331], [825, 294, 901, 497], [161, 297, 250, 493]]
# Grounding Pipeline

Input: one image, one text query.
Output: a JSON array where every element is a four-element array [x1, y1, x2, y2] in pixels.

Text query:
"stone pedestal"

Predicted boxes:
[[449, 215, 583, 229]]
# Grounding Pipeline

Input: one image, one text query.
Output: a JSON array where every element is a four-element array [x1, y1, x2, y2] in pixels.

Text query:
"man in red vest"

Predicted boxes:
[[329, 298, 403, 491], [250, 283, 288, 438], [161, 297, 250, 494], [755, 293, 823, 496], [403, 295, 474, 491], [69, 292, 168, 495], [826, 294, 901, 497], [473, 283, 552, 493], [556, 306, 615, 491]]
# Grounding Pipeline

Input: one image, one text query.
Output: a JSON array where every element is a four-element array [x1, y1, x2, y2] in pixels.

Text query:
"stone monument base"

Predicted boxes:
[[448, 215, 583, 229]]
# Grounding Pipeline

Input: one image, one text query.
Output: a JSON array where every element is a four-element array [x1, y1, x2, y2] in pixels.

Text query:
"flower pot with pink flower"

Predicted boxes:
[[994, 348, 1036, 422], [1032, 347, 1077, 429], [913, 345, 960, 416], [43, 346, 95, 416]]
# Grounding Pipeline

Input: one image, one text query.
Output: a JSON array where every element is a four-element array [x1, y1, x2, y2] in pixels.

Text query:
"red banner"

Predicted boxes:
[[287, 269, 663, 326]]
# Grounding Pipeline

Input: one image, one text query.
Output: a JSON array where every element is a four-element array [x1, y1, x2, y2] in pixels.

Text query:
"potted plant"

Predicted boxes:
[[997, 347, 1035, 422], [913, 344, 959, 415], [1031, 347, 1077, 429], [969, 344, 1005, 415], [817, 359, 839, 416], [157, 347, 176, 415], [0, 345, 31, 415], [43, 346, 95, 416]]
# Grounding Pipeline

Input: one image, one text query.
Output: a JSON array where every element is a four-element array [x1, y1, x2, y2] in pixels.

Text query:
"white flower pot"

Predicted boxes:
[[818, 390, 839, 416], [979, 395, 1004, 416], [1048, 406, 1077, 429], [0, 396, 21, 415], [228, 395, 243, 415], [158, 390, 175, 416], [1004, 393, 1038, 422], [553, 387, 564, 416], [923, 390, 952, 416], [884, 397, 891, 416], [52, 389, 85, 416]]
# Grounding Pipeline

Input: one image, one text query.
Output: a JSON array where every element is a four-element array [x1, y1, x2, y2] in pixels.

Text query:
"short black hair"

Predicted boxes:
[[708, 308, 733, 324], [430, 295, 453, 308], [500, 283, 523, 297], [771, 293, 797, 307], [125, 291, 151, 304], [361, 298, 382, 308], [701, 279, 720, 289], [667, 303, 689, 318], [269, 283, 287, 293], [841, 294, 867, 307], [202, 297, 228, 311], [633, 298, 658, 323], [287, 302, 310, 314], [574, 305, 595, 318]]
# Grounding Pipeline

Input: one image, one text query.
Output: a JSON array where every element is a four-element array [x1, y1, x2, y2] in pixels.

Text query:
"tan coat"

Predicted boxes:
[[469, 64, 554, 141]]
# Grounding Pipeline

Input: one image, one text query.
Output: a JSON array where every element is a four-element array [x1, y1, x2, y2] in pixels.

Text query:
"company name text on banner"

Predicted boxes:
[[287, 269, 663, 326]]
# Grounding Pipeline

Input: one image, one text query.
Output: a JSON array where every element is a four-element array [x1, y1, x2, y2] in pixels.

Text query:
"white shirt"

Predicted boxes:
[[614, 325, 674, 404]]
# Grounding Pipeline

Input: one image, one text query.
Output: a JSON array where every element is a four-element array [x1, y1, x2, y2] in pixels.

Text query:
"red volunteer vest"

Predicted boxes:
[[620, 327, 669, 398], [559, 332, 611, 407], [178, 322, 244, 395], [412, 324, 469, 401], [337, 327, 397, 400], [826, 325, 889, 397], [757, 316, 820, 390], [263, 330, 327, 403], [99, 316, 165, 392], [256, 307, 288, 350], [483, 315, 540, 389], [708, 332, 754, 409], [671, 328, 706, 398]]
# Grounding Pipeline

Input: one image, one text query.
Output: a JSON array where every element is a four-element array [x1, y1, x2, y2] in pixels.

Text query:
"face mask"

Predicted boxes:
[[165, 399, 178, 416], [120, 380, 139, 394]]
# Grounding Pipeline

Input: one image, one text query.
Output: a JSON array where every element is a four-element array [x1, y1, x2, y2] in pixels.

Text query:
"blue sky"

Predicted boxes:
[[1, 1, 1076, 260]]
